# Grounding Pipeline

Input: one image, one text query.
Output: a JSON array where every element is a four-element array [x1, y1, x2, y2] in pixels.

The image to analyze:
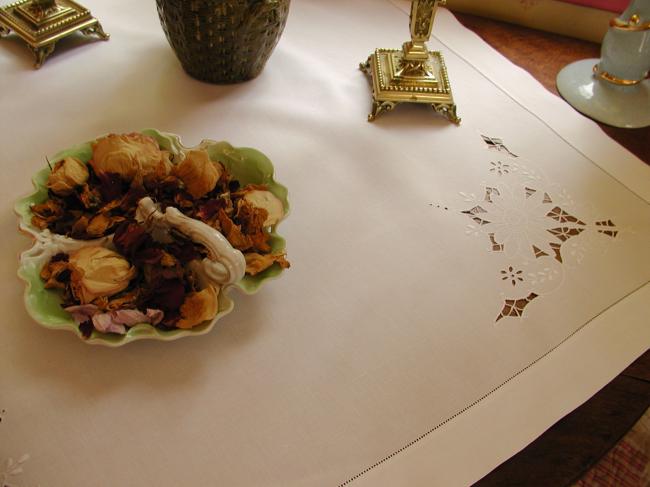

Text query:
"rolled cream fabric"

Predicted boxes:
[[445, 0, 618, 42]]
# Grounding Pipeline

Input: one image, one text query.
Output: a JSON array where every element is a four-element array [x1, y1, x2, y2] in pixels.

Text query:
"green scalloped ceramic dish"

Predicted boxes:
[[15, 130, 289, 346]]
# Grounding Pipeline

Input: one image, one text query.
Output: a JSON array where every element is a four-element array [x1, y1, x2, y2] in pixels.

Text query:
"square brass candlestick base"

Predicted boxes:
[[0, 0, 109, 68], [360, 48, 460, 124]]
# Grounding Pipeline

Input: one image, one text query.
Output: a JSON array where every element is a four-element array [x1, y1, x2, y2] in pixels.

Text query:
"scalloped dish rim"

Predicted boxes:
[[14, 129, 289, 346]]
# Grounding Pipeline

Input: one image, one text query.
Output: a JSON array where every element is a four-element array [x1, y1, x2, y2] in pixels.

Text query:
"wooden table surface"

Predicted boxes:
[[451, 12, 650, 487]]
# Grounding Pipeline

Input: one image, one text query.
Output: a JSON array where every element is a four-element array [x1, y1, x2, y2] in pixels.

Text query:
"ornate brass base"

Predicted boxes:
[[0, 0, 109, 68], [360, 48, 460, 124]]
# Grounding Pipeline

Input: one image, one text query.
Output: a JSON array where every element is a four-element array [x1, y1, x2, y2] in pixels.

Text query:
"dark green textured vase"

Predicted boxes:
[[156, 0, 291, 84]]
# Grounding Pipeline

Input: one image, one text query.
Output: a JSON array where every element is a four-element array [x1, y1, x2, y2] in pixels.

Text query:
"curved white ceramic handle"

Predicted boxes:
[[136, 197, 246, 287]]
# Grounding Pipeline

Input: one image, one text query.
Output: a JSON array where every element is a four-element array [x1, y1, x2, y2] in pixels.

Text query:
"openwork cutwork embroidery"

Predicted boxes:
[[481, 135, 518, 157], [501, 266, 523, 286], [596, 219, 618, 238], [461, 185, 597, 265], [496, 292, 538, 322], [459, 135, 619, 322]]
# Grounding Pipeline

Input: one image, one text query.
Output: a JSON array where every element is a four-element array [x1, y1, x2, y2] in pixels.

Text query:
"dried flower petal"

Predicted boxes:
[[92, 313, 127, 334], [250, 232, 271, 253], [167, 241, 201, 264], [106, 290, 139, 311], [31, 199, 63, 226], [240, 187, 284, 226], [119, 185, 147, 212], [145, 278, 185, 312], [113, 221, 150, 257], [196, 199, 224, 221], [244, 252, 290, 276], [78, 184, 102, 209], [70, 215, 90, 239], [86, 213, 112, 237], [236, 199, 268, 234], [173, 150, 222, 199], [160, 252, 177, 267], [109, 215, 127, 228], [64, 304, 99, 324], [176, 286, 219, 329], [134, 247, 164, 265], [174, 191, 195, 209], [31, 215, 49, 230], [47, 157, 89, 196], [142, 151, 172, 185], [218, 209, 252, 251], [96, 173, 126, 202], [110, 309, 152, 327], [68, 247, 136, 303], [40, 260, 71, 289], [146, 308, 164, 325], [69, 302, 163, 335], [91, 133, 163, 181]]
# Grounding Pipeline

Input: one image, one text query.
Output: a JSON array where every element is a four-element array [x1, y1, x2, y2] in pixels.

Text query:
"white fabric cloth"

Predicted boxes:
[[1, 1, 649, 486]]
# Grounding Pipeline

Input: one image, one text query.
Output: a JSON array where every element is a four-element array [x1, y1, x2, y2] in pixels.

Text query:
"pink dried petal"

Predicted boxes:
[[113, 221, 150, 257], [110, 309, 150, 327], [64, 304, 99, 324], [145, 308, 164, 325], [92, 313, 127, 335]]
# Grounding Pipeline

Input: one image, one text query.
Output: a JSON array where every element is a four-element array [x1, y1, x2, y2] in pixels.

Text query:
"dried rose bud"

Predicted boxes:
[[68, 247, 136, 304], [91, 133, 163, 181], [176, 286, 219, 329], [241, 188, 284, 226], [142, 151, 172, 186], [173, 150, 223, 199], [46, 157, 89, 196]]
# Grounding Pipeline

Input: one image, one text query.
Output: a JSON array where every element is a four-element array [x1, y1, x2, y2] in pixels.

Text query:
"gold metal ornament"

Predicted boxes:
[[0, 0, 109, 68], [593, 63, 646, 86], [610, 14, 650, 31], [360, 0, 460, 123]]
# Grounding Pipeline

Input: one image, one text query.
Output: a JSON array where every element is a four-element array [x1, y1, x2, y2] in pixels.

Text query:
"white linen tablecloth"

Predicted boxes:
[[1, 1, 649, 486]]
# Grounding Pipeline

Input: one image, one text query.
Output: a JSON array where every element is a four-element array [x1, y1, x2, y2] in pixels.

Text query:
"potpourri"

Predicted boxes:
[[32, 133, 289, 337]]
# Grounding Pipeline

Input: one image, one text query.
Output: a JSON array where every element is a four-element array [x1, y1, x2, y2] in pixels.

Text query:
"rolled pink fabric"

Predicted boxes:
[[558, 0, 627, 13]]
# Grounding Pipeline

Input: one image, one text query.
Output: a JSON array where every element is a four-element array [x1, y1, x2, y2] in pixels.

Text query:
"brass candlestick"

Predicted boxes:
[[0, 0, 109, 68], [360, 0, 460, 123]]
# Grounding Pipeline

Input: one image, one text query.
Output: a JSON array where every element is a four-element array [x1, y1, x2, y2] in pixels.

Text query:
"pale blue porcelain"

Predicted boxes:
[[557, 0, 650, 128]]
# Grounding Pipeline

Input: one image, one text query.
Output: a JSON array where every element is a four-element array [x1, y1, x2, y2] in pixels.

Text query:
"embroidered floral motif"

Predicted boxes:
[[456, 135, 620, 323], [527, 265, 562, 287], [2, 455, 31, 487], [501, 266, 523, 286], [1, 411, 34, 487], [461, 185, 592, 263], [489, 160, 511, 176]]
